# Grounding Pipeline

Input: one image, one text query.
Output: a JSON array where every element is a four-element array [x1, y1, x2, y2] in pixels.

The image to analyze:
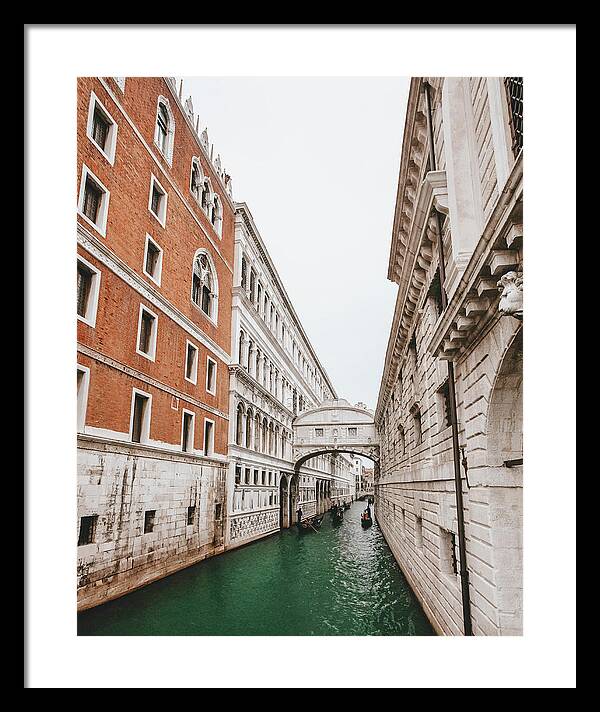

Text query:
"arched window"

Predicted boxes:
[[154, 97, 175, 163], [190, 159, 203, 202], [238, 330, 245, 365], [281, 431, 286, 459], [262, 418, 268, 454], [191, 251, 218, 321], [274, 425, 279, 458], [254, 413, 261, 451], [236, 403, 244, 446], [200, 178, 211, 213], [211, 194, 223, 237], [245, 408, 253, 449], [268, 422, 274, 455]]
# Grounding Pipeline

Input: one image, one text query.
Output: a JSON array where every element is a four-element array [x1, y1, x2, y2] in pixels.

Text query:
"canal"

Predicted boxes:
[[78, 501, 434, 636]]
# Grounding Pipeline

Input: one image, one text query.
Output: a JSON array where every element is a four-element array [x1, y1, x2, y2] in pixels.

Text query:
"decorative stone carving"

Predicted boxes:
[[497, 271, 523, 320]]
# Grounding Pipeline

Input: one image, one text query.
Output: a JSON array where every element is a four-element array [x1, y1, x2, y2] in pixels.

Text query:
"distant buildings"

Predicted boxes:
[[375, 77, 523, 635]]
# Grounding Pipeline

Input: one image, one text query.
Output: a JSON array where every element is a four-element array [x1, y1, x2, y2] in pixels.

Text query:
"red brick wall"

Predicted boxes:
[[77, 77, 233, 454]]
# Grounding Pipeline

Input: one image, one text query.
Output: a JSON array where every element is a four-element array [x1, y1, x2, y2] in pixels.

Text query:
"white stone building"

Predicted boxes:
[[226, 203, 354, 547], [375, 77, 523, 635]]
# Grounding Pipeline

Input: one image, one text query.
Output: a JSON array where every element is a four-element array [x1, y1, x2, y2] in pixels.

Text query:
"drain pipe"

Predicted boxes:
[[423, 80, 473, 636]]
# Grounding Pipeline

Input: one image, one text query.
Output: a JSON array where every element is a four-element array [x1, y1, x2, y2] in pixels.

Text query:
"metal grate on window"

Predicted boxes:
[[92, 108, 109, 150], [77, 262, 93, 317], [504, 77, 523, 155], [83, 179, 102, 223]]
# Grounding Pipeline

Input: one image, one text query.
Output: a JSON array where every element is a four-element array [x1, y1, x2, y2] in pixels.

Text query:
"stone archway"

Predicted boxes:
[[487, 328, 523, 467]]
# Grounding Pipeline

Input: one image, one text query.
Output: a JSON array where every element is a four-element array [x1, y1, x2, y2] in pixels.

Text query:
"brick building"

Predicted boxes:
[[76, 77, 236, 610], [375, 77, 523, 635]]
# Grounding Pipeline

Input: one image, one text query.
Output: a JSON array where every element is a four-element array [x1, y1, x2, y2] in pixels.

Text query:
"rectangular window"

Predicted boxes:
[[136, 305, 158, 360], [78, 166, 110, 236], [182, 411, 194, 452], [185, 342, 198, 384], [86, 92, 118, 163], [440, 528, 459, 575], [206, 357, 217, 395], [214, 503, 222, 520], [148, 175, 168, 227], [315, 428, 324, 437], [131, 391, 150, 444], [415, 516, 423, 549], [143, 235, 163, 285], [77, 365, 90, 432], [348, 427, 357, 437], [187, 505, 196, 526], [504, 77, 524, 156], [78, 515, 97, 546], [438, 379, 452, 429], [204, 419, 214, 456], [235, 465, 242, 485], [77, 258, 100, 324], [411, 406, 423, 446], [245, 467, 251, 485], [144, 510, 156, 534]]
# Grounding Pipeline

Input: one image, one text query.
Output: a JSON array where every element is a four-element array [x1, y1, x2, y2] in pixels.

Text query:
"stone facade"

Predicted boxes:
[[375, 77, 523, 635], [226, 206, 354, 545], [77, 77, 235, 610]]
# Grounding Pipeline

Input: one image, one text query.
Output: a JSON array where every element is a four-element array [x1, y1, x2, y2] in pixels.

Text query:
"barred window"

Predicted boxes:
[[144, 510, 156, 534], [78, 515, 97, 546], [77, 262, 93, 317], [83, 178, 102, 224], [156, 103, 169, 153], [92, 108, 109, 150], [504, 77, 523, 155]]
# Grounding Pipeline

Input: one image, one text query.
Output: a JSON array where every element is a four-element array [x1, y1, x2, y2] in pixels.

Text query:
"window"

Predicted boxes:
[[144, 510, 156, 534], [77, 365, 90, 432], [249, 269, 256, 302], [348, 427, 357, 437], [411, 405, 423, 446], [206, 357, 217, 395], [131, 391, 150, 444], [215, 503, 222, 520], [192, 252, 218, 321], [440, 528, 459, 575], [77, 256, 101, 327], [438, 379, 452, 429], [241, 257, 248, 290], [86, 92, 118, 164], [78, 166, 110, 236], [148, 175, 167, 227], [78, 515, 97, 546], [211, 194, 223, 237], [154, 97, 175, 163], [315, 428, 324, 437], [187, 505, 196, 526], [143, 235, 163, 285], [235, 465, 242, 485], [185, 341, 198, 384], [235, 403, 244, 447], [136, 305, 158, 361], [204, 419, 215, 456], [415, 516, 423, 549], [398, 425, 406, 456], [200, 178, 212, 213], [428, 269, 444, 320], [190, 159, 203, 202], [504, 77, 523, 156], [181, 410, 195, 452]]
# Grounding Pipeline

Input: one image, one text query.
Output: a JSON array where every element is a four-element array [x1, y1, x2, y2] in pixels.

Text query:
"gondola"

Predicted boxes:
[[297, 515, 323, 532], [360, 512, 373, 528], [331, 505, 344, 525]]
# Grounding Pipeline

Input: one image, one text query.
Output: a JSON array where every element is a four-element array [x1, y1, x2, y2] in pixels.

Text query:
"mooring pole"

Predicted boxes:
[[423, 80, 473, 636]]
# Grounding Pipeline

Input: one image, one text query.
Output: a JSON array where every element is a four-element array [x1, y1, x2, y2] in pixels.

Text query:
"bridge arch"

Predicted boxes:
[[292, 398, 380, 470]]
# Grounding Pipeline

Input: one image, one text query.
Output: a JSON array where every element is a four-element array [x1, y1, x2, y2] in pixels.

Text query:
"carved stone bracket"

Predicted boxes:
[[497, 271, 523, 320]]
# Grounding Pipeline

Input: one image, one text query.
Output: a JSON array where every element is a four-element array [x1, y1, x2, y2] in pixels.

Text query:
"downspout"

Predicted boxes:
[[423, 80, 473, 636]]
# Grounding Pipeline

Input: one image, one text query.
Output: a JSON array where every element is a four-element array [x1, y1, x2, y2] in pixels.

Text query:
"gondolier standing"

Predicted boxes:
[[297, 507, 303, 525]]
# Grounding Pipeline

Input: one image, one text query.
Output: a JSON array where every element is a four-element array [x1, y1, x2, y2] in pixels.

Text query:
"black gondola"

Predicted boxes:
[[361, 506, 373, 528], [331, 506, 344, 524]]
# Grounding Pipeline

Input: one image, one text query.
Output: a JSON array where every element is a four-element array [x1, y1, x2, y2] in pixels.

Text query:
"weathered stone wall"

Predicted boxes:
[[77, 437, 227, 611]]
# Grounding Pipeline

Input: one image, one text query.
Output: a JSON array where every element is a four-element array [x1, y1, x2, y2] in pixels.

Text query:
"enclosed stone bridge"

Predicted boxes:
[[292, 398, 380, 469]]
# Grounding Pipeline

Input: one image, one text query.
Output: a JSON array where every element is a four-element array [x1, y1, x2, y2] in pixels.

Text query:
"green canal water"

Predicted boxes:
[[78, 501, 434, 636]]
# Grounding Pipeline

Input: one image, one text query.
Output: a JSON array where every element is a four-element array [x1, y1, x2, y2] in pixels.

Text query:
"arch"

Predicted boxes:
[[211, 193, 223, 237], [487, 327, 523, 467], [254, 413, 261, 451], [190, 157, 204, 203], [191, 249, 219, 322], [154, 95, 175, 164], [245, 407, 253, 449], [235, 402, 245, 447]]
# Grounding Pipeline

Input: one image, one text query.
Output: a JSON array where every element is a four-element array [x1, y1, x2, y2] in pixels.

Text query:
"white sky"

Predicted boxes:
[[183, 77, 409, 410]]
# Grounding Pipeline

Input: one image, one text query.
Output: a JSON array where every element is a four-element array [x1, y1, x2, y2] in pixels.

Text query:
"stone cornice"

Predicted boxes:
[[77, 433, 227, 466], [234, 202, 338, 400], [428, 154, 523, 359]]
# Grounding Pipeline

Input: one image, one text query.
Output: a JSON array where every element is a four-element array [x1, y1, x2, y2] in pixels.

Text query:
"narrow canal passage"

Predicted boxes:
[[78, 501, 433, 636]]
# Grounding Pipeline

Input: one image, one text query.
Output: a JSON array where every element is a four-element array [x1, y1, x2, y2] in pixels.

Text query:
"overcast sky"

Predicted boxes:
[[184, 77, 409, 411]]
